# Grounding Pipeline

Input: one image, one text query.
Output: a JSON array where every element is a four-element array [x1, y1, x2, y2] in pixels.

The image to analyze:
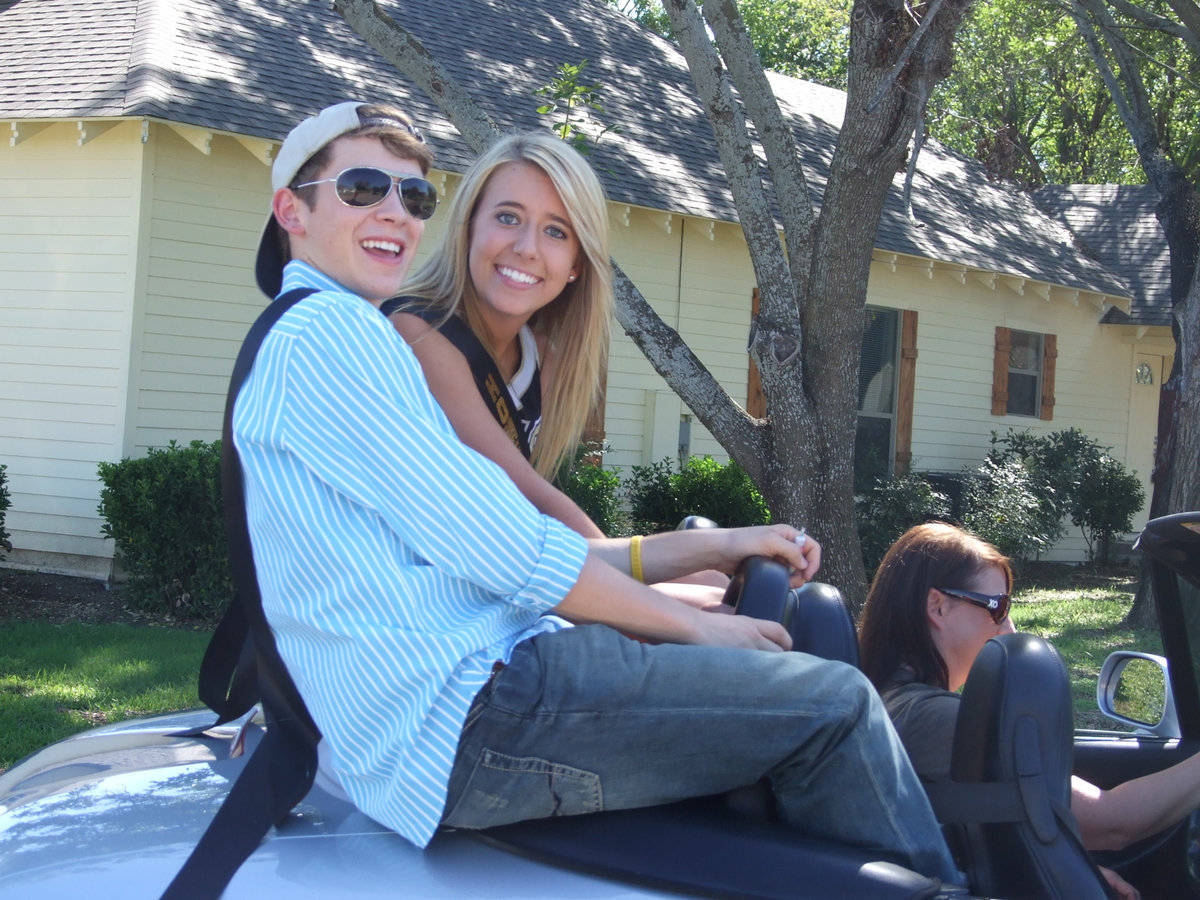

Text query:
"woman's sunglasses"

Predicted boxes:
[[294, 167, 438, 220], [935, 587, 1012, 624]]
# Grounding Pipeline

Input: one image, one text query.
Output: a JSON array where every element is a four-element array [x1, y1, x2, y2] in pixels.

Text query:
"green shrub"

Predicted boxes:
[[856, 471, 952, 575], [986, 428, 1081, 549], [553, 444, 628, 537], [988, 428, 1144, 564], [97, 440, 231, 622], [1072, 454, 1144, 565], [0, 463, 11, 558], [626, 458, 678, 535], [960, 456, 1049, 562], [627, 456, 770, 534]]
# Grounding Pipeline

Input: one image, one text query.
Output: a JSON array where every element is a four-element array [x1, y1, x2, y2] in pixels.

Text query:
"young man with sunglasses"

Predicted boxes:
[[236, 102, 962, 886]]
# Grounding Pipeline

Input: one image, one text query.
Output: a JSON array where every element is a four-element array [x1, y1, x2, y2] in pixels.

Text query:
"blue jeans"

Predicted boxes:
[[442, 625, 958, 884]]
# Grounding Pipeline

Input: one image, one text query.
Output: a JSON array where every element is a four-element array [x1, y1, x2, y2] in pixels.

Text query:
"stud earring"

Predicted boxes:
[[568, 274, 577, 281]]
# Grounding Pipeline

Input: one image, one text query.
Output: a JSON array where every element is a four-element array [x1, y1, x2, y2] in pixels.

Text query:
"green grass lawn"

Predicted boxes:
[[0, 621, 209, 771], [0, 562, 1166, 773], [1011, 562, 1162, 729]]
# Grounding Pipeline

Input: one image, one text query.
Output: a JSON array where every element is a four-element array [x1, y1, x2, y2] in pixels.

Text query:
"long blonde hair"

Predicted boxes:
[[400, 132, 613, 478]]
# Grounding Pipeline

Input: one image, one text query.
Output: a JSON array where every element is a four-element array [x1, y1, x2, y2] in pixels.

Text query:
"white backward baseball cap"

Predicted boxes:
[[255, 101, 426, 298]]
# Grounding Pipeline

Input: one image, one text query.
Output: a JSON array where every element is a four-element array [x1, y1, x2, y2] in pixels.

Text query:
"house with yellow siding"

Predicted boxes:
[[0, 0, 1170, 579]]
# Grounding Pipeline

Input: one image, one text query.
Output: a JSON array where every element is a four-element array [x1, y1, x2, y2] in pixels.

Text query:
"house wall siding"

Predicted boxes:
[[1, 122, 143, 575], [134, 127, 276, 450]]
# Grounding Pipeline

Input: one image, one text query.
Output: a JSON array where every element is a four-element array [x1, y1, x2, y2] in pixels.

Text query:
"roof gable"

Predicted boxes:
[[1035, 184, 1171, 326]]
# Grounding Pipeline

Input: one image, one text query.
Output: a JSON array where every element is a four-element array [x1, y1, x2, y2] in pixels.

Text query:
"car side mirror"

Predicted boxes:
[[1096, 651, 1179, 738]]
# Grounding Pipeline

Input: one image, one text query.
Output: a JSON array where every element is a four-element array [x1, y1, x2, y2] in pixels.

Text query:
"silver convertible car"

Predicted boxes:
[[2, 511, 1198, 899]]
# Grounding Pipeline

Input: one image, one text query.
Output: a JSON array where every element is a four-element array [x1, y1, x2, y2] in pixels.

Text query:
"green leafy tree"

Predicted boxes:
[[928, 0, 1142, 186], [856, 471, 952, 575], [961, 456, 1051, 563], [608, 0, 852, 87]]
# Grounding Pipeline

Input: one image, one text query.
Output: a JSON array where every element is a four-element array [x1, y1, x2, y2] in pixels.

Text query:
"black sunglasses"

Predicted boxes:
[[294, 166, 438, 220], [935, 587, 1012, 624]]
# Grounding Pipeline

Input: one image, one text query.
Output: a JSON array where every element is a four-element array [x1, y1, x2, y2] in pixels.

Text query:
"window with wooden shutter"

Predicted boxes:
[[745, 295, 917, 484], [894, 310, 917, 473], [1039, 334, 1057, 421], [992, 326, 1055, 419]]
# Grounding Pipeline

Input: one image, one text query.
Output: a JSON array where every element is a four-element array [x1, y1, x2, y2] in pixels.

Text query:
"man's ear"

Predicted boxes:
[[272, 188, 307, 237]]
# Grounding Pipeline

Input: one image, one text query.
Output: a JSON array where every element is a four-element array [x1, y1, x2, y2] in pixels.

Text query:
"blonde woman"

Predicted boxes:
[[385, 131, 611, 538]]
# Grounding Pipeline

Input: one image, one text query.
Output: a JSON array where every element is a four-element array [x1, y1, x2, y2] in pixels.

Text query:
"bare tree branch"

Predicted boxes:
[[659, 2, 792, 308], [702, 0, 817, 299], [1065, 0, 1164, 174], [865, 0, 947, 114], [611, 264, 766, 471], [1107, 0, 1200, 56], [902, 100, 929, 221], [332, 0, 500, 152], [1163, 0, 1200, 42]]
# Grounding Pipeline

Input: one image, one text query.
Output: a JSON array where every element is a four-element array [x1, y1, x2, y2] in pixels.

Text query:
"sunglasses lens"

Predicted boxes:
[[335, 168, 393, 207], [995, 596, 1011, 624], [332, 169, 437, 219], [399, 178, 438, 220]]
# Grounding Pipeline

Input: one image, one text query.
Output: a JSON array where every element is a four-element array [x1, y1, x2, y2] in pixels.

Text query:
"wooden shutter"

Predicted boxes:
[[1039, 333, 1057, 421], [991, 326, 1011, 416], [895, 310, 917, 473], [747, 288, 765, 417]]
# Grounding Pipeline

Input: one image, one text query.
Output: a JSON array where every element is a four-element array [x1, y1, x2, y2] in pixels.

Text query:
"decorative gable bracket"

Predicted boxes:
[[9, 121, 50, 147]]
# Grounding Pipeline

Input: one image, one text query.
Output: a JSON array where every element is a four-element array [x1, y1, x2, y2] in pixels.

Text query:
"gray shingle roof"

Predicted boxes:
[[1034, 185, 1172, 327], [1, 0, 1131, 304]]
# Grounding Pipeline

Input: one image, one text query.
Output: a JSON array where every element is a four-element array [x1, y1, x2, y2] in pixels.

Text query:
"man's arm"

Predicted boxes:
[[554, 553, 792, 651], [589, 526, 821, 588]]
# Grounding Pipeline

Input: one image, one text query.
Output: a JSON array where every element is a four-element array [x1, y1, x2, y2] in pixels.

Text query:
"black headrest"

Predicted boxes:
[[790, 582, 860, 668], [952, 632, 1073, 802]]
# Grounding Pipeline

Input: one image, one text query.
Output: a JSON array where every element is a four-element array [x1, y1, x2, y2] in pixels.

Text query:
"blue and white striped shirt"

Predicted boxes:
[[234, 261, 588, 847]]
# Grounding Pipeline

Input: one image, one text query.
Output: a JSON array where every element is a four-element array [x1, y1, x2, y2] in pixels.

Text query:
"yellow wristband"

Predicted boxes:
[[630, 535, 645, 583]]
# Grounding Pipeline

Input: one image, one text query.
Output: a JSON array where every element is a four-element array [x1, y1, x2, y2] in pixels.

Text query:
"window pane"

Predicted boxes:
[[1007, 372, 1039, 416], [1006, 330, 1042, 417], [859, 309, 899, 414], [855, 415, 893, 493], [856, 308, 900, 490]]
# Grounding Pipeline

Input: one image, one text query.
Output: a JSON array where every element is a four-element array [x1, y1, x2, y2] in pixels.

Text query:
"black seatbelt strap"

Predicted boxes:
[[379, 297, 532, 459], [162, 287, 321, 899]]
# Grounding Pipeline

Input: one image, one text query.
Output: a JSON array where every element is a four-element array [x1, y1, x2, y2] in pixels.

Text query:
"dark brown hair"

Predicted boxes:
[[858, 522, 1013, 691]]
